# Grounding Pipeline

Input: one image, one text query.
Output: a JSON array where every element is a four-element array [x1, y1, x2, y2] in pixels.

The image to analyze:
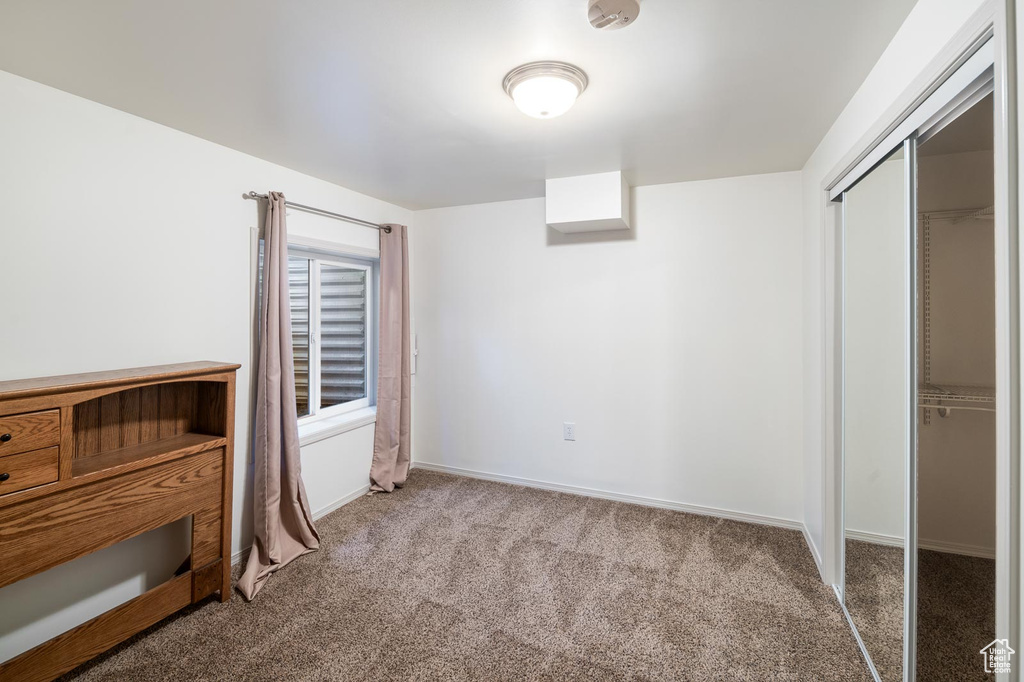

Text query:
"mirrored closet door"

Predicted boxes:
[[843, 141, 913, 682], [837, 35, 997, 682]]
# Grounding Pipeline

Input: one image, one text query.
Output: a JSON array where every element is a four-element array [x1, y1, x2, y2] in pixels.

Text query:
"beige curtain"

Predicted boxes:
[[238, 191, 320, 601], [369, 224, 411, 492]]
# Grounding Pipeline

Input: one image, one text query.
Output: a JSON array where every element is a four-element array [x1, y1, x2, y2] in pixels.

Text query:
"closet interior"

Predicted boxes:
[[915, 93, 995, 681]]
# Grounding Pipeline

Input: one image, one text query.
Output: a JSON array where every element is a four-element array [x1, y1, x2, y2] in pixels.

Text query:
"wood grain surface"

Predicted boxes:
[[0, 573, 192, 682], [0, 449, 222, 589], [0, 409, 60, 457], [0, 446, 59, 496]]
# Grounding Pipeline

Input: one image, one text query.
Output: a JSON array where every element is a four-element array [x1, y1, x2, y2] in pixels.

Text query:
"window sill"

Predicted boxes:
[[298, 407, 377, 447]]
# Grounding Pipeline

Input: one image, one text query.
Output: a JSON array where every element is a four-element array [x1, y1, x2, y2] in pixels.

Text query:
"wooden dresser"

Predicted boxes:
[[0, 362, 239, 682]]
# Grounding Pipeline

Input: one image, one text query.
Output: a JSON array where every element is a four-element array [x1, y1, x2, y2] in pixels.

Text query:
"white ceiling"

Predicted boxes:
[[0, 0, 917, 209]]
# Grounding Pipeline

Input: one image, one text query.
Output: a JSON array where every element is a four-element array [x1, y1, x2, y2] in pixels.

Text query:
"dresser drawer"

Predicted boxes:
[[0, 446, 59, 496], [0, 409, 60, 457]]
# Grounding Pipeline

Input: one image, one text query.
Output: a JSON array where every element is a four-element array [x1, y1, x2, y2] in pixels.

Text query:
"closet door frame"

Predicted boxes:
[[820, 1, 1019, 679], [835, 136, 917, 682], [904, 134, 919, 682]]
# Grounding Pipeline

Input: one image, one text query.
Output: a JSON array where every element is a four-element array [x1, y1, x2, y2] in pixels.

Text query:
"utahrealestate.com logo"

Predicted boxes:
[[981, 639, 1015, 674]]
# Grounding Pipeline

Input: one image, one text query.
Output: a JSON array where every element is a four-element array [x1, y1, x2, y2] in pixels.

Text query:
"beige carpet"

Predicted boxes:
[[844, 539, 904, 681], [62, 471, 871, 681], [844, 540, 996, 682], [918, 548, 995, 682]]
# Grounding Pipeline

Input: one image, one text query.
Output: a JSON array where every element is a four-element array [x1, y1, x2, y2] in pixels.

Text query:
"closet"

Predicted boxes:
[[835, 34, 1005, 682], [915, 94, 995, 682]]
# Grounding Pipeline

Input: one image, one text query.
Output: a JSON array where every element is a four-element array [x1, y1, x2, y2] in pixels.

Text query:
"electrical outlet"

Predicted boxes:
[[563, 422, 576, 441]]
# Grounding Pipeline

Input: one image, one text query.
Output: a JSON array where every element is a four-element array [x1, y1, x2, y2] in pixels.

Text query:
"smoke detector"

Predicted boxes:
[[588, 0, 641, 30]]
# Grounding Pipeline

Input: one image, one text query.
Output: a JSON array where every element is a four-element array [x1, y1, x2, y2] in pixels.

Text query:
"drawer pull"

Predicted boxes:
[[0, 434, 10, 442], [0, 473, 9, 482]]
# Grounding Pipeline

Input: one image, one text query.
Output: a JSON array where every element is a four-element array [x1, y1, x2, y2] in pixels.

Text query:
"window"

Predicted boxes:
[[286, 247, 377, 421]]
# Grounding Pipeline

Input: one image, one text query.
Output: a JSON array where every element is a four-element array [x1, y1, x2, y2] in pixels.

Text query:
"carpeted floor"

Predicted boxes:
[[844, 539, 996, 682], [918, 548, 995, 682], [62, 471, 872, 681], [844, 540, 904, 681]]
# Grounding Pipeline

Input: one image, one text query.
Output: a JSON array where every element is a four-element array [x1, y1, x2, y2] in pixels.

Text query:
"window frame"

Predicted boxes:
[[287, 244, 379, 425]]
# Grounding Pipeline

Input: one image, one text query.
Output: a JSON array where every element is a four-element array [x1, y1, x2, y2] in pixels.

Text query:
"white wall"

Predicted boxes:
[[411, 172, 804, 524], [800, 0, 989, 568], [917, 149, 996, 555], [0, 70, 410, 661]]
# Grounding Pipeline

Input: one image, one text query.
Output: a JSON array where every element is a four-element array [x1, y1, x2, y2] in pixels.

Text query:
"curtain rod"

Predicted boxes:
[[243, 191, 392, 233]]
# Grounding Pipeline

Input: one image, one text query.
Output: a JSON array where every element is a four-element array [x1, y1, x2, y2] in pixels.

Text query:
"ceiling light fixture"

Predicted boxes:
[[502, 61, 588, 119]]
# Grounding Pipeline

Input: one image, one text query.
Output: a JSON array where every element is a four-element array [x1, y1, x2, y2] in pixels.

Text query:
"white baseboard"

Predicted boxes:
[[232, 547, 250, 566], [845, 529, 904, 548], [312, 484, 371, 521], [845, 529, 995, 560], [411, 461, 803, 531], [803, 525, 825, 578], [230, 483, 370, 566], [919, 538, 995, 560]]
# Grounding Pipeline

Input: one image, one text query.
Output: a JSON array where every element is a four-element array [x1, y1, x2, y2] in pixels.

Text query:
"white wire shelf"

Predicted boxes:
[[918, 206, 994, 224], [919, 383, 995, 403], [919, 383, 995, 414], [917, 207, 995, 422]]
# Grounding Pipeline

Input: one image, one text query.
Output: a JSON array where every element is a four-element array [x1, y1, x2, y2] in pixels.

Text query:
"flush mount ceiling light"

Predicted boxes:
[[502, 61, 589, 119]]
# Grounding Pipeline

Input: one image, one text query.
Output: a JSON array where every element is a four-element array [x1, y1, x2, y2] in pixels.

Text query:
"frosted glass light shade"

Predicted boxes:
[[503, 62, 588, 120], [511, 76, 581, 119]]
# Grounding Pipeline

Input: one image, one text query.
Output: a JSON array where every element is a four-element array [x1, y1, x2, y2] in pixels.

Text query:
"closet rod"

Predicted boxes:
[[919, 404, 996, 413], [243, 191, 392, 233]]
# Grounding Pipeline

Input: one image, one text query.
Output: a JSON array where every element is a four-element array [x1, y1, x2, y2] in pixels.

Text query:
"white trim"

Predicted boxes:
[[846, 529, 997, 560], [230, 483, 371, 566], [302, 396, 372, 422], [298, 406, 377, 447], [904, 135, 919, 682], [232, 545, 249, 567], [846, 529, 905, 548], [828, 39, 995, 201], [803, 524, 824, 578], [993, 0, 1020, 671], [823, 4, 996, 194], [311, 483, 372, 521], [921, 538, 997, 560], [288, 233, 379, 259], [309, 257, 321, 411], [411, 461, 803, 531], [825, 198, 843, 589]]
